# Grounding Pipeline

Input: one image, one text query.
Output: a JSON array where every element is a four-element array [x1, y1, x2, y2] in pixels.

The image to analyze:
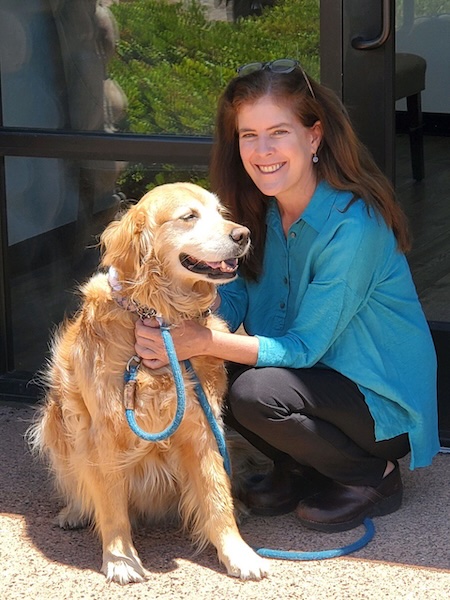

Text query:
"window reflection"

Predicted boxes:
[[0, 0, 126, 132], [395, 0, 450, 323], [7, 158, 208, 372], [0, 0, 320, 136], [1, 0, 321, 376]]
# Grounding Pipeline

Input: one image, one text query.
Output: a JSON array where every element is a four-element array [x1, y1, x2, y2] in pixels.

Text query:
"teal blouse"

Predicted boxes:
[[218, 180, 439, 469]]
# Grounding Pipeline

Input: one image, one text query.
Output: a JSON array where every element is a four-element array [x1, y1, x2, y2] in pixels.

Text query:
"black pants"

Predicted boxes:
[[225, 365, 410, 487]]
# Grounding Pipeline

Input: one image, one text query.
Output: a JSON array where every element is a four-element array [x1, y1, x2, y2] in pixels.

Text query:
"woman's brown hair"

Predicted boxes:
[[210, 67, 410, 281]]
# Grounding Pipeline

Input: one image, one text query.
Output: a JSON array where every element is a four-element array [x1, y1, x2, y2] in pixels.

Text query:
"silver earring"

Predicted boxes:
[[312, 152, 319, 164]]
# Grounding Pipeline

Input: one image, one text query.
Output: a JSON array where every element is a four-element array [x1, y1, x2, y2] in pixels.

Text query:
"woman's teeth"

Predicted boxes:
[[258, 163, 283, 173]]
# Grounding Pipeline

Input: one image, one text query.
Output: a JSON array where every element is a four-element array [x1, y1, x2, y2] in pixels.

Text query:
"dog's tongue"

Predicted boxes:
[[205, 258, 238, 272]]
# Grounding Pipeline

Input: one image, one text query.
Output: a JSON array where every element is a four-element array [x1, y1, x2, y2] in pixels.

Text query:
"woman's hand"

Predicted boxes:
[[135, 314, 259, 369], [135, 318, 207, 369]]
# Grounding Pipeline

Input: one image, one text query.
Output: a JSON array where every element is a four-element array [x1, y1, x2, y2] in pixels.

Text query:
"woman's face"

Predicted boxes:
[[237, 95, 322, 205]]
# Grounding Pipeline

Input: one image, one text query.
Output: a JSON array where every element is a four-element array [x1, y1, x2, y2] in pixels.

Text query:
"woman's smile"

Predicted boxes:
[[257, 162, 286, 174]]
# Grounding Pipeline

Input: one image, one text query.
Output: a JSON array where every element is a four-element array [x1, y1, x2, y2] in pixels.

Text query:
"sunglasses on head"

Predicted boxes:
[[236, 59, 316, 100]]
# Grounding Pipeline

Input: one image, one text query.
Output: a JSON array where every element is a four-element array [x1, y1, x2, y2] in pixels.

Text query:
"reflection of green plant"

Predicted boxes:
[[115, 162, 210, 199], [396, 0, 448, 30], [109, 0, 320, 136], [415, 1, 448, 16]]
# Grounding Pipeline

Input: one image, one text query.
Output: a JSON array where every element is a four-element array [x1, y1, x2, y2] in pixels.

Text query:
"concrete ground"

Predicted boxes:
[[1, 403, 449, 600]]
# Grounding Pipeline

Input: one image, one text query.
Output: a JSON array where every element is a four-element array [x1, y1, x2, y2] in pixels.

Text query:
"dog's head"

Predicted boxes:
[[100, 182, 250, 321]]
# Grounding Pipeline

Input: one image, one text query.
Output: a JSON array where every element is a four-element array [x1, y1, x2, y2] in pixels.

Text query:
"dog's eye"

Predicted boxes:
[[179, 212, 198, 222]]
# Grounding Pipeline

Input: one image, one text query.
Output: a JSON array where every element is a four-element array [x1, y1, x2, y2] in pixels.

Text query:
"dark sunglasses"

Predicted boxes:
[[236, 59, 316, 100]]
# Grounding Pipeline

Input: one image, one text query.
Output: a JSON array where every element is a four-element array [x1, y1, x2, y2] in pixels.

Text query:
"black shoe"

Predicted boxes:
[[296, 462, 403, 532], [244, 462, 330, 517]]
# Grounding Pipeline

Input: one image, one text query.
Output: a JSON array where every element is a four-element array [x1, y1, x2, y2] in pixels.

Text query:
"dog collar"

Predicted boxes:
[[107, 266, 213, 324], [107, 266, 160, 321]]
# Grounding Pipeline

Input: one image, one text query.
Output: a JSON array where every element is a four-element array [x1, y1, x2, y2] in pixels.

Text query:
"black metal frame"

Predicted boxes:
[[0, 128, 212, 162], [320, 0, 395, 181], [0, 72, 14, 375], [0, 152, 13, 374], [429, 322, 450, 449]]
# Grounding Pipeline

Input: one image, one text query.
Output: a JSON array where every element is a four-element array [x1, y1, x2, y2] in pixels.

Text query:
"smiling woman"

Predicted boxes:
[[134, 60, 440, 535]]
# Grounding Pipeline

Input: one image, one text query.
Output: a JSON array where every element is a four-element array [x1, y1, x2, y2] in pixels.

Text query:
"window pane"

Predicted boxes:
[[395, 0, 450, 324], [0, 0, 320, 135], [6, 156, 208, 373]]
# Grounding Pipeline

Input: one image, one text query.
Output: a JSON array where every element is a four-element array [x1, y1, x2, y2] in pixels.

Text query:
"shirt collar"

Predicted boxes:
[[267, 180, 340, 233]]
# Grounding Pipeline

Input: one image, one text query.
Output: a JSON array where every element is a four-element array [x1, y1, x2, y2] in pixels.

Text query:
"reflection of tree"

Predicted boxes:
[[109, 0, 319, 137], [49, 0, 127, 131], [48, 0, 128, 264]]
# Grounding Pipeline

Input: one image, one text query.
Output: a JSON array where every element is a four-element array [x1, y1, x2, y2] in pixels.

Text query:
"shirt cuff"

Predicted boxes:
[[255, 335, 289, 367]]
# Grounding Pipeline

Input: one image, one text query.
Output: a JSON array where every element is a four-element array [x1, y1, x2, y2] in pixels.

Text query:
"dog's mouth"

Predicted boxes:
[[179, 254, 239, 280]]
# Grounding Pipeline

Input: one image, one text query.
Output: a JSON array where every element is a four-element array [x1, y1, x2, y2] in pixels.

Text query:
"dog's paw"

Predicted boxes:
[[102, 554, 150, 585], [55, 505, 89, 530], [220, 539, 270, 580]]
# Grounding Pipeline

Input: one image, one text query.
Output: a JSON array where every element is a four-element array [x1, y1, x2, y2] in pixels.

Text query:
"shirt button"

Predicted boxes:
[[290, 232, 296, 238], [280, 302, 285, 309], [283, 277, 288, 284]]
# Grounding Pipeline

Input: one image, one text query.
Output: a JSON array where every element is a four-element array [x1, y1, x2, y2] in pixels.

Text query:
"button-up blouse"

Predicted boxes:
[[218, 180, 439, 469]]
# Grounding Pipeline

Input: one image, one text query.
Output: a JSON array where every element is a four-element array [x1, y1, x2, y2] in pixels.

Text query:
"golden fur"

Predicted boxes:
[[27, 182, 269, 584]]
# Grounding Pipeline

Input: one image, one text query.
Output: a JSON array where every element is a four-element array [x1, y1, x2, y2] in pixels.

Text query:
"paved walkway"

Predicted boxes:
[[1, 404, 449, 599]]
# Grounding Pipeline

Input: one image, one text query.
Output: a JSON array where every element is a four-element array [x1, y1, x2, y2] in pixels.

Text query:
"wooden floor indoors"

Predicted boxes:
[[396, 134, 450, 322]]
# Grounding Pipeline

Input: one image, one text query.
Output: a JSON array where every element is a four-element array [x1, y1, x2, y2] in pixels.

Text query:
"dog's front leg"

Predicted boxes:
[[177, 441, 270, 580], [87, 472, 149, 585]]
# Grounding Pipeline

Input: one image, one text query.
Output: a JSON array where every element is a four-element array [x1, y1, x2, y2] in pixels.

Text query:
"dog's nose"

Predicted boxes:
[[230, 226, 250, 246]]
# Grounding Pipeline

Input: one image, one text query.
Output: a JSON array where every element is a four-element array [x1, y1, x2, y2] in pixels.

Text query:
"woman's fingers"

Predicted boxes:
[[134, 318, 206, 368], [134, 318, 169, 367]]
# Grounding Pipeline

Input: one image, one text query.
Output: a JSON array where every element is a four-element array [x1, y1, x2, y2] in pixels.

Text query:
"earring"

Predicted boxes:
[[312, 152, 319, 164]]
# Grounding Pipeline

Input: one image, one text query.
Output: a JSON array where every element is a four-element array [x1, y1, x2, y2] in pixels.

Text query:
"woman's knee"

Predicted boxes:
[[228, 367, 287, 428]]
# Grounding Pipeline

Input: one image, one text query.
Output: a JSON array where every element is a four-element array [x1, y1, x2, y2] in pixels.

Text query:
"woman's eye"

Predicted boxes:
[[273, 129, 288, 136]]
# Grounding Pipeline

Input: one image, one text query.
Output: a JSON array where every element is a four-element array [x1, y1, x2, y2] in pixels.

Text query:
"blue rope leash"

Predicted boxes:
[[184, 359, 232, 477], [124, 324, 375, 560], [124, 326, 186, 441], [124, 325, 232, 472], [255, 518, 375, 560]]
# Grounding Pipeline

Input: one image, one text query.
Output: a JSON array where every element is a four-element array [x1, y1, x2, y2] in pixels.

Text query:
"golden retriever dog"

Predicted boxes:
[[27, 182, 269, 585]]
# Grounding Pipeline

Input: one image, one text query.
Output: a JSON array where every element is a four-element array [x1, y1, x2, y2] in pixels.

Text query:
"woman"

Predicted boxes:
[[135, 59, 439, 532]]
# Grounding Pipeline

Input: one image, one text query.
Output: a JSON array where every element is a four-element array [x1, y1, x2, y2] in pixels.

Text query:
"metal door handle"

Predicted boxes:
[[352, 0, 391, 50]]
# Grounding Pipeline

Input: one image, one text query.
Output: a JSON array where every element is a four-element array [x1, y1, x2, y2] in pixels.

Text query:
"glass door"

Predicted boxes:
[[395, 0, 450, 447], [1, 0, 448, 440]]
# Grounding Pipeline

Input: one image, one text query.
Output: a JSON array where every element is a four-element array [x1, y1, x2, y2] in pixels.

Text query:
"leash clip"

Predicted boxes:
[[126, 355, 141, 374]]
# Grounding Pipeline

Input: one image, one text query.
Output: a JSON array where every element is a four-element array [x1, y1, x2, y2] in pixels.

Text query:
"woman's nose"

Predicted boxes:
[[255, 135, 273, 155]]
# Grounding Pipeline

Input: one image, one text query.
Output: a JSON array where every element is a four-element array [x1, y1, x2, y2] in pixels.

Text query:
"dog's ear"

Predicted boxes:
[[100, 203, 154, 278]]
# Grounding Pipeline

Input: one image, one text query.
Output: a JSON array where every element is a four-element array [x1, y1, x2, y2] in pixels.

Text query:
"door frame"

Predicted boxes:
[[320, 0, 396, 181]]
